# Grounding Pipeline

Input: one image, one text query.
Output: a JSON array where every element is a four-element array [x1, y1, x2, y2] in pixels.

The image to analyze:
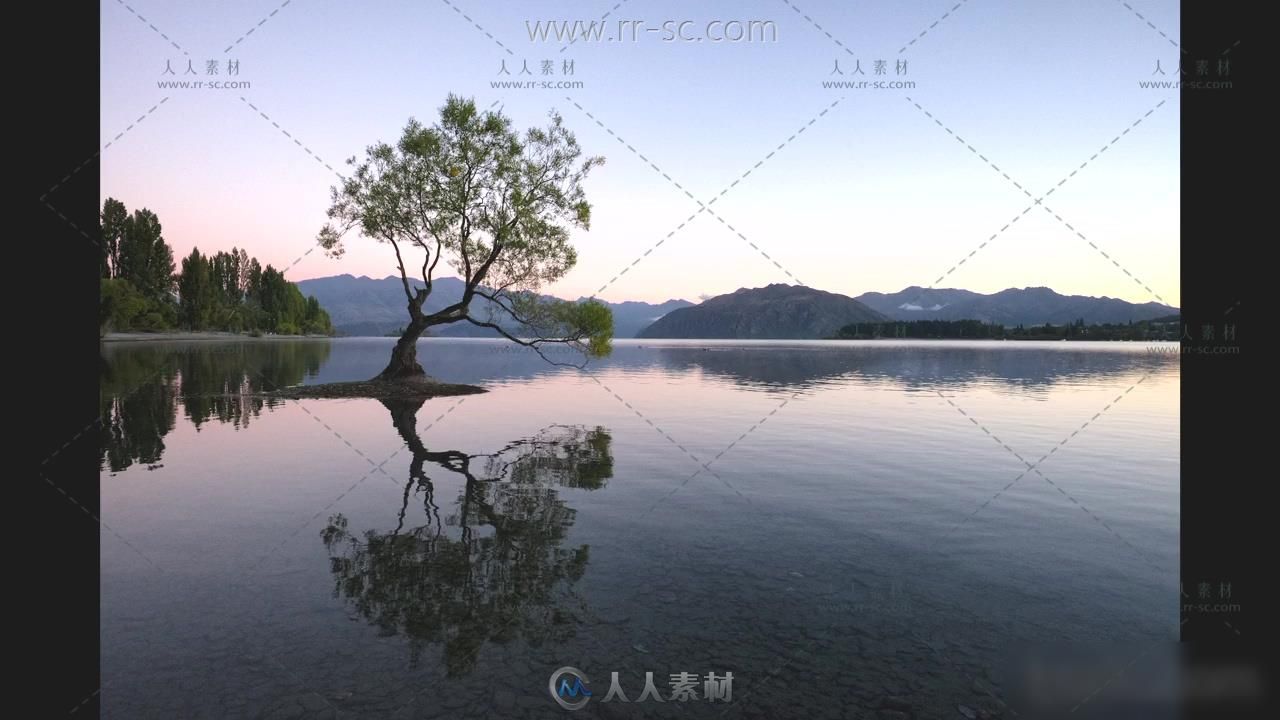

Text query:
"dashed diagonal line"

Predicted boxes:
[[584, 373, 713, 470], [936, 393, 1033, 464], [236, 97, 344, 273], [293, 394, 463, 475], [912, 636, 1023, 717], [566, 98, 701, 201], [708, 98, 844, 207], [439, 0, 514, 56], [899, 0, 972, 54], [44, 364, 182, 573], [717, 642, 817, 718], [43, 97, 171, 200], [925, 204, 1035, 287], [68, 682, 108, 715], [583, 371, 765, 506], [1039, 101, 1168, 203], [113, 0, 187, 55], [571, 97, 843, 294], [224, 0, 294, 53], [559, 0, 630, 54], [44, 473, 163, 572], [778, 0, 855, 56], [931, 376, 1148, 545], [905, 97, 1034, 198], [936, 379, 1166, 572], [238, 97, 341, 178], [1114, 0, 1182, 52], [712, 393, 798, 462], [903, 97, 1168, 304], [65, 361, 179, 472], [42, 97, 171, 246], [296, 402, 381, 465], [593, 207, 702, 295], [253, 367, 464, 471], [244, 446, 405, 574], [242, 366, 468, 573], [1070, 646, 1150, 713], [642, 391, 799, 517], [1038, 206, 1166, 303]]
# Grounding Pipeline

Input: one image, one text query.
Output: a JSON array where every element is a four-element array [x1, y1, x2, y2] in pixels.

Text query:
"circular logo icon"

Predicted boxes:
[[549, 666, 592, 710]]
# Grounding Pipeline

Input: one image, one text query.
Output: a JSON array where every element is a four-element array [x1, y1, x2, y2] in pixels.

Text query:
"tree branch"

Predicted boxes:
[[387, 236, 414, 304], [462, 316, 589, 369]]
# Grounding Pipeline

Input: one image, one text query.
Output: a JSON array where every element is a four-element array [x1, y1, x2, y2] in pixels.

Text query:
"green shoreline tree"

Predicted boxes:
[[100, 198, 334, 336], [317, 95, 613, 382]]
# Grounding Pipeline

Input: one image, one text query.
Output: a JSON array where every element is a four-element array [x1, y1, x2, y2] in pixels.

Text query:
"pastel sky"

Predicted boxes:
[[101, 0, 1180, 306]]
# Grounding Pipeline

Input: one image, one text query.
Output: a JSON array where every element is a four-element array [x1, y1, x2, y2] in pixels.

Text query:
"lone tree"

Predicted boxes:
[[318, 95, 612, 382]]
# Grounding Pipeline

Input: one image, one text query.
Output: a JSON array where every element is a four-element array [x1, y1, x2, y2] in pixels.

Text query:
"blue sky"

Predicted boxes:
[[101, 0, 1180, 305]]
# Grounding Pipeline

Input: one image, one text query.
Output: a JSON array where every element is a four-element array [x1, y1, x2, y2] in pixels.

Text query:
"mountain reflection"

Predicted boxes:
[[321, 397, 613, 676], [654, 343, 1175, 393], [98, 339, 1173, 475], [99, 341, 331, 472]]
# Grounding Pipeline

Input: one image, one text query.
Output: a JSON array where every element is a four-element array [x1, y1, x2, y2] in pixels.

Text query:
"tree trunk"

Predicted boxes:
[[377, 318, 430, 381]]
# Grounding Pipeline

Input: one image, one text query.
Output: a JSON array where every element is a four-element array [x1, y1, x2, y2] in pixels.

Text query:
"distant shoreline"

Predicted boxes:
[[102, 331, 333, 343]]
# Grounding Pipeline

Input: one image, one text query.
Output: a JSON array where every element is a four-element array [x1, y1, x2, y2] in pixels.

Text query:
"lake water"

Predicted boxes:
[[100, 338, 1179, 719]]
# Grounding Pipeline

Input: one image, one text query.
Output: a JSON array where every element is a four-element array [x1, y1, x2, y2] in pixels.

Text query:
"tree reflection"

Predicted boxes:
[[320, 398, 613, 676], [99, 341, 331, 472]]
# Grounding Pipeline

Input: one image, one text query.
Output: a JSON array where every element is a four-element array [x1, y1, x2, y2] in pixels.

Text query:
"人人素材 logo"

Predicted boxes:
[[549, 666, 592, 710], [549, 666, 734, 708]]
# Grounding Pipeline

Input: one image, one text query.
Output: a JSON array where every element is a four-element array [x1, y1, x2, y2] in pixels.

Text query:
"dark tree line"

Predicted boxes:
[[177, 247, 333, 335], [100, 198, 334, 336], [834, 318, 1180, 341], [99, 198, 178, 331], [99, 341, 332, 472]]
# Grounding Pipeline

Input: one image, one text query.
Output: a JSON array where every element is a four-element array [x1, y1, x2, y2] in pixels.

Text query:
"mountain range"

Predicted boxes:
[[294, 274, 692, 338], [637, 284, 888, 339], [854, 286, 1178, 326], [295, 274, 1179, 339]]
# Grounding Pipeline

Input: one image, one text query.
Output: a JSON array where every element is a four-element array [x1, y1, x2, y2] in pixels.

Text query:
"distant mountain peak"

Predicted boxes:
[[638, 284, 887, 339], [856, 286, 1177, 326]]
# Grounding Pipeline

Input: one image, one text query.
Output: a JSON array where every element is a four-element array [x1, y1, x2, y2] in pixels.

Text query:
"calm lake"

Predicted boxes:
[[100, 338, 1179, 719]]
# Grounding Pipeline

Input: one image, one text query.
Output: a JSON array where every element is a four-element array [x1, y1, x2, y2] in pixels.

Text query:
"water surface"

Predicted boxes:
[[101, 338, 1179, 719]]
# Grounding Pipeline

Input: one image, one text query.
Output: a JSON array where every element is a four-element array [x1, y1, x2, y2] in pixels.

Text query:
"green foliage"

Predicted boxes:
[[100, 278, 175, 333], [100, 198, 128, 279], [499, 295, 614, 359], [116, 207, 175, 299], [100, 198, 179, 333], [317, 95, 611, 361], [178, 248, 215, 329], [101, 199, 335, 336], [177, 250, 333, 334]]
